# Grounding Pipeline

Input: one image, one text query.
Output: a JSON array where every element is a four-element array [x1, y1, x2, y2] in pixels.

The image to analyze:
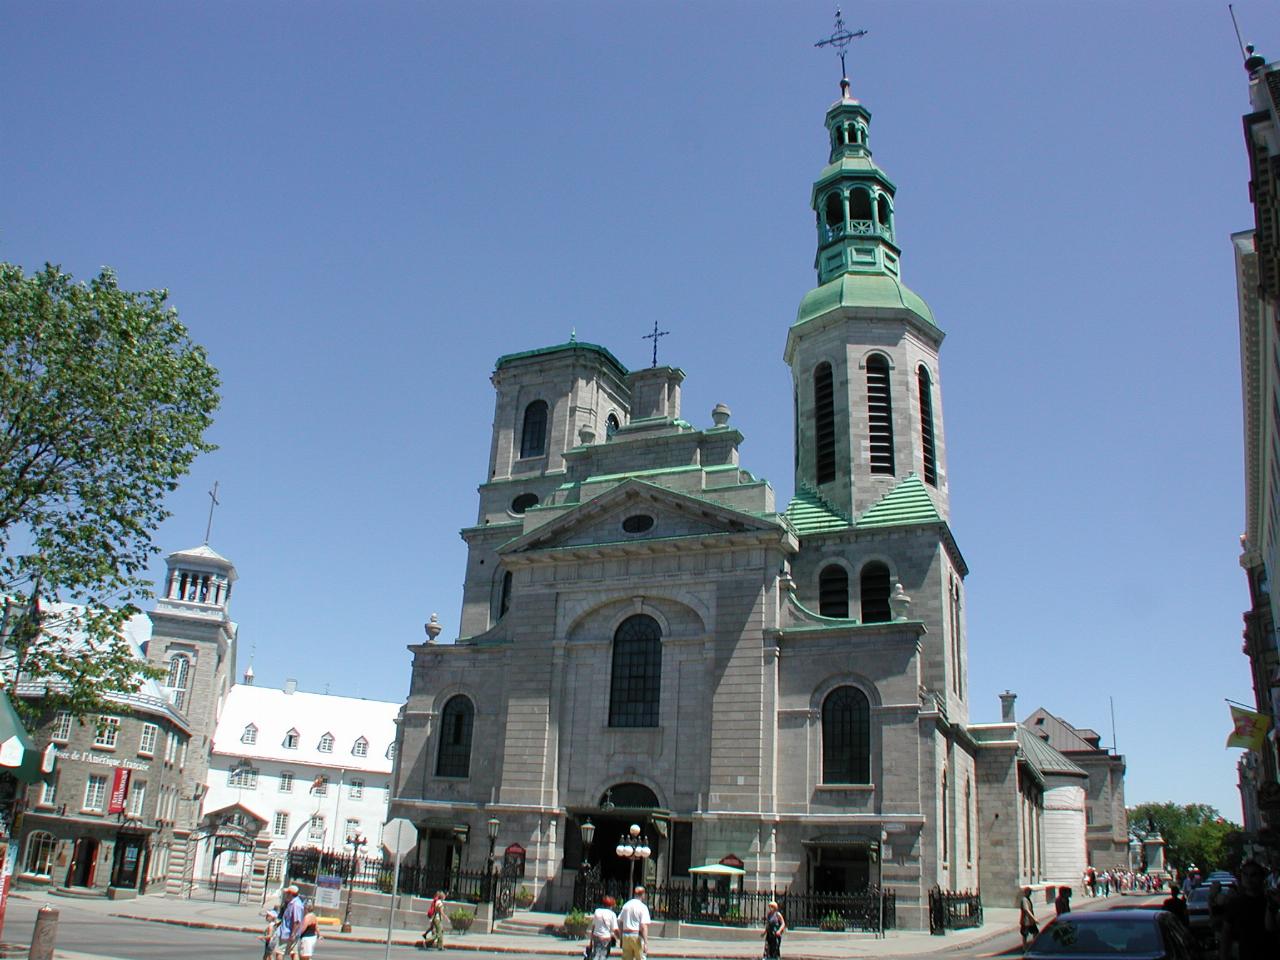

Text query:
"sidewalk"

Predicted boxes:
[[9, 890, 1023, 960]]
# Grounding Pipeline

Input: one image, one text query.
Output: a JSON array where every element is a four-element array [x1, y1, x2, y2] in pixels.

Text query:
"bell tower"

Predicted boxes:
[[785, 77, 950, 522]]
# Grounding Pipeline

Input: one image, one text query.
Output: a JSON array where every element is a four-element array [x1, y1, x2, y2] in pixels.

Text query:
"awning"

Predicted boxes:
[[689, 863, 746, 876], [0, 689, 42, 783]]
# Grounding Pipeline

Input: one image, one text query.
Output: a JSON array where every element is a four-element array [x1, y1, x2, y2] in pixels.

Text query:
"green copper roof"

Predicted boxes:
[[785, 484, 850, 534], [1017, 727, 1088, 778], [856, 474, 941, 528], [495, 340, 629, 377], [795, 273, 936, 329]]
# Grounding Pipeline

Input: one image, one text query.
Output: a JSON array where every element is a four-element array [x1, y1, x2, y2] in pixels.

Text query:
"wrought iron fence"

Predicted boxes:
[[285, 847, 517, 907], [573, 870, 895, 933], [927, 887, 983, 934]]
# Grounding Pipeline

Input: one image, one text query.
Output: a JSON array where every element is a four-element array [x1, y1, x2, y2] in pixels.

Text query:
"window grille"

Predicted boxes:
[[822, 686, 871, 784], [918, 366, 937, 485], [818, 565, 849, 618], [608, 614, 662, 728], [866, 355, 894, 474], [860, 562, 892, 623], [814, 363, 836, 484]]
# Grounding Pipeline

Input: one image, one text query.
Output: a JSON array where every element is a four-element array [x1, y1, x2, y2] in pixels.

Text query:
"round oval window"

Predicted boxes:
[[511, 493, 539, 515], [622, 514, 655, 534]]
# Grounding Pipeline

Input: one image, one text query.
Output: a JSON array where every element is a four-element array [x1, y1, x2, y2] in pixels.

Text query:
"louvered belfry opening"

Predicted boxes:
[[818, 564, 849, 618], [860, 562, 892, 623], [865, 354, 895, 474], [814, 362, 836, 484], [918, 365, 938, 486]]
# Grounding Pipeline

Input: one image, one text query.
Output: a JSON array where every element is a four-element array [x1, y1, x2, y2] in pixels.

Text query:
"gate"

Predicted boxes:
[[492, 862, 520, 920], [928, 886, 983, 934]]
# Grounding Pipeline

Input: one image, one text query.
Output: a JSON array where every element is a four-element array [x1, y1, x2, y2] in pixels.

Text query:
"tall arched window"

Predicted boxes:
[[606, 413, 621, 437], [608, 614, 662, 728], [813, 362, 836, 485], [24, 832, 56, 876], [519, 400, 548, 458], [818, 565, 849, 618], [498, 570, 513, 619], [918, 365, 938, 486], [860, 562, 891, 623], [167, 655, 190, 711], [941, 769, 950, 864], [822, 686, 870, 784], [436, 696, 475, 778], [865, 354, 895, 474]]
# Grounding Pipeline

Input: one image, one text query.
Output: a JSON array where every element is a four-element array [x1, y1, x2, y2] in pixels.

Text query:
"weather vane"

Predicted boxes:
[[641, 320, 669, 368], [814, 7, 868, 81]]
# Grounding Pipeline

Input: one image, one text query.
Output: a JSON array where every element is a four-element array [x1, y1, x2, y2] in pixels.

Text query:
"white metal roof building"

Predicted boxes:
[[198, 679, 399, 885]]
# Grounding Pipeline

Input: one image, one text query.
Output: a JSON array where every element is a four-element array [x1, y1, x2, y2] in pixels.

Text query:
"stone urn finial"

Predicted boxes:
[[578, 423, 596, 445], [425, 612, 443, 643], [889, 582, 911, 621], [711, 403, 731, 427]]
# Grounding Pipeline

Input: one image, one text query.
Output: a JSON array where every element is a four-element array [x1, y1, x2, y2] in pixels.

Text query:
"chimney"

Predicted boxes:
[[999, 690, 1017, 723], [284, 678, 297, 695]]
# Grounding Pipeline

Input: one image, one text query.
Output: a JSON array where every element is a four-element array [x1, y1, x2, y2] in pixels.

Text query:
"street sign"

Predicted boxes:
[[383, 817, 417, 857]]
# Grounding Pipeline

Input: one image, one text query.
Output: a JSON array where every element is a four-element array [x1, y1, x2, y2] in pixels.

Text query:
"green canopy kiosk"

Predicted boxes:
[[0, 689, 40, 784]]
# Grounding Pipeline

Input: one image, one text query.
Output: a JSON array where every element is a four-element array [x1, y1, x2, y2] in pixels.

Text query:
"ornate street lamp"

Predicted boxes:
[[340, 832, 368, 933], [580, 819, 596, 870], [486, 816, 501, 902], [615, 823, 651, 889]]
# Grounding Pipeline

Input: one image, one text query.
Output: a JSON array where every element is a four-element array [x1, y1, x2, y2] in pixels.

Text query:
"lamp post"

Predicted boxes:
[[580, 819, 596, 870], [340, 832, 367, 933], [486, 817, 500, 902], [615, 824, 651, 890]]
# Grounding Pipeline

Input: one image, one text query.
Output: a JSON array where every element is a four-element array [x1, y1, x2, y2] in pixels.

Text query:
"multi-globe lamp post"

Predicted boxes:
[[486, 816, 501, 900], [615, 823, 651, 889]]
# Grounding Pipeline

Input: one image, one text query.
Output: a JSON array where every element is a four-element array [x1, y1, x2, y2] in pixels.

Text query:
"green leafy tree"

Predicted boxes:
[[1127, 801, 1241, 873], [0, 263, 219, 718]]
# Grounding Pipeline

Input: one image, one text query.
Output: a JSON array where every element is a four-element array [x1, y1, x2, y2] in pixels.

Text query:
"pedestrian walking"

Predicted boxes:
[[261, 909, 281, 960], [762, 901, 786, 960], [279, 885, 306, 959], [588, 895, 619, 960], [422, 891, 447, 950], [297, 905, 320, 960], [1018, 887, 1039, 951], [1054, 886, 1072, 917], [617, 887, 651, 960], [1161, 882, 1189, 928], [1219, 861, 1280, 960]]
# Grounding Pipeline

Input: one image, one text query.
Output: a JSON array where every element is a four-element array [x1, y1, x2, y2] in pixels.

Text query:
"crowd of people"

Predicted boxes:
[[1080, 865, 1166, 896]]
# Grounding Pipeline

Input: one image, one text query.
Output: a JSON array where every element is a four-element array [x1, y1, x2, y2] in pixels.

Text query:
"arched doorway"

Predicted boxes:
[[66, 837, 98, 888], [571, 784, 667, 890]]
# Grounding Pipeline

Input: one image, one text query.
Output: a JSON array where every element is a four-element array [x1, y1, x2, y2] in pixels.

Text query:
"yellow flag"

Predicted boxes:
[[1226, 705, 1271, 750]]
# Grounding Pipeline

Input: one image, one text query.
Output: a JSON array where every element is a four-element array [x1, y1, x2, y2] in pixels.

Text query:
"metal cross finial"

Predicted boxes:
[[814, 7, 868, 81], [203, 481, 220, 544], [641, 320, 669, 368]]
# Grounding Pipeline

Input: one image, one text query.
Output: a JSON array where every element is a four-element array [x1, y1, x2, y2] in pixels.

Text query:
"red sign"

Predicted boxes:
[[107, 767, 131, 814]]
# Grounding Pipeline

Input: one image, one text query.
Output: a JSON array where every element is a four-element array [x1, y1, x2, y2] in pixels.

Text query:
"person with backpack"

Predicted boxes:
[[422, 891, 447, 950]]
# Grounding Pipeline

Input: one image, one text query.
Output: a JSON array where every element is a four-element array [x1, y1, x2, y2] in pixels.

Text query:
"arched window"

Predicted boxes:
[[918, 365, 938, 486], [818, 565, 849, 618], [436, 696, 475, 777], [865, 354, 895, 474], [860, 562, 891, 623], [24, 832, 56, 876], [848, 189, 872, 222], [498, 570, 513, 619], [877, 194, 892, 227], [606, 413, 621, 437], [813, 362, 836, 485], [519, 400, 548, 458], [511, 492, 539, 514], [822, 686, 870, 784], [823, 192, 843, 228], [608, 614, 662, 728], [167, 655, 190, 711]]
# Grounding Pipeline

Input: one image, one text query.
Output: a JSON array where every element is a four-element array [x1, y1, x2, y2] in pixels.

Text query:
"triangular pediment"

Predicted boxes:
[[498, 479, 787, 556]]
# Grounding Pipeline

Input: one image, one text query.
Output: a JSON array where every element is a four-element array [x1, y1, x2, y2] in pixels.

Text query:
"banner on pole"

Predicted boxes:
[[107, 767, 131, 814]]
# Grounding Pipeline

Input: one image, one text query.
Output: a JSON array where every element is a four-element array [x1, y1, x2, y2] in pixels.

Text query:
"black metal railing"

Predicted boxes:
[[573, 871, 895, 933], [285, 847, 516, 906], [928, 887, 983, 934]]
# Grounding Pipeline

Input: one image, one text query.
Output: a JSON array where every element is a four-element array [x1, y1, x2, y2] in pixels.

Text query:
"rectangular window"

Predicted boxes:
[[179, 740, 188, 768], [94, 716, 120, 749], [671, 821, 693, 877], [266, 858, 284, 883], [349, 779, 364, 800], [345, 818, 361, 841], [128, 781, 147, 818], [52, 711, 72, 744], [314, 776, 328, 797], [164, 732, 176, 764], [279, 771, 294, 793], [83, 774, 107, 812], [273, 812, 290, 838], [138, 723, 158, 757], [229, 767, 259, 789], [39, 774, 58, 807], [308, 816, 325, 842]]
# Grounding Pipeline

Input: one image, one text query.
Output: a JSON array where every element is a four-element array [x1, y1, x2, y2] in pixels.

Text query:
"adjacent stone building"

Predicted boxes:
[[390, 77, 985, 930]]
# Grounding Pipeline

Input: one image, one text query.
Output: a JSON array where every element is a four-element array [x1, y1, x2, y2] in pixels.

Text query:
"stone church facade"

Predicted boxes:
[[391, 80, 1042, 929]]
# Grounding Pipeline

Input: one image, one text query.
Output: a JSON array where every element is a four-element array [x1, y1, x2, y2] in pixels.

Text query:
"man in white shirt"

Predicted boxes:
[[617, 886, 651, 960]]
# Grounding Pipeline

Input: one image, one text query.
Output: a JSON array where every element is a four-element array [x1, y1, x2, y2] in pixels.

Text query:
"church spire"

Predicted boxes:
[[810, 80, 901, 285]]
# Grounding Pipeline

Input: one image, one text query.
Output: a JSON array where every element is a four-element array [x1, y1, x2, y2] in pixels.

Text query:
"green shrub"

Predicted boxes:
[[448, 907, 475, 932], [514, 885, 535, 907], [564, 908, 591, 938], [819, 911, 846, 932]]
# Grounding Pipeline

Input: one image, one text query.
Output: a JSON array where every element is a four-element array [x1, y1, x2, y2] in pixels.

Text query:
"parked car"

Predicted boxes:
[[1187, 878, 1234, 941], [1027, 909, 1200, 960]]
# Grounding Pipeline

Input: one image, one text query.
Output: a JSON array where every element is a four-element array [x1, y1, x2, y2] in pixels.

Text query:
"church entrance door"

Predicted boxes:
[[806, 841, 873, 892]]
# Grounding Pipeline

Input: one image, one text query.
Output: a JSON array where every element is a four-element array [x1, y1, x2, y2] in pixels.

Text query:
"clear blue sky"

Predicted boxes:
[[2, 2, 1267, 819]]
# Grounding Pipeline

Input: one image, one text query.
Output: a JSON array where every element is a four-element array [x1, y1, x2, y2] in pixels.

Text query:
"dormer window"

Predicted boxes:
[[352, 737, 369, 758], [386, 742, 398, 761], [241, 723, 258, 745], [318, 732, 335, 753], [283, 729, 300, 750]]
